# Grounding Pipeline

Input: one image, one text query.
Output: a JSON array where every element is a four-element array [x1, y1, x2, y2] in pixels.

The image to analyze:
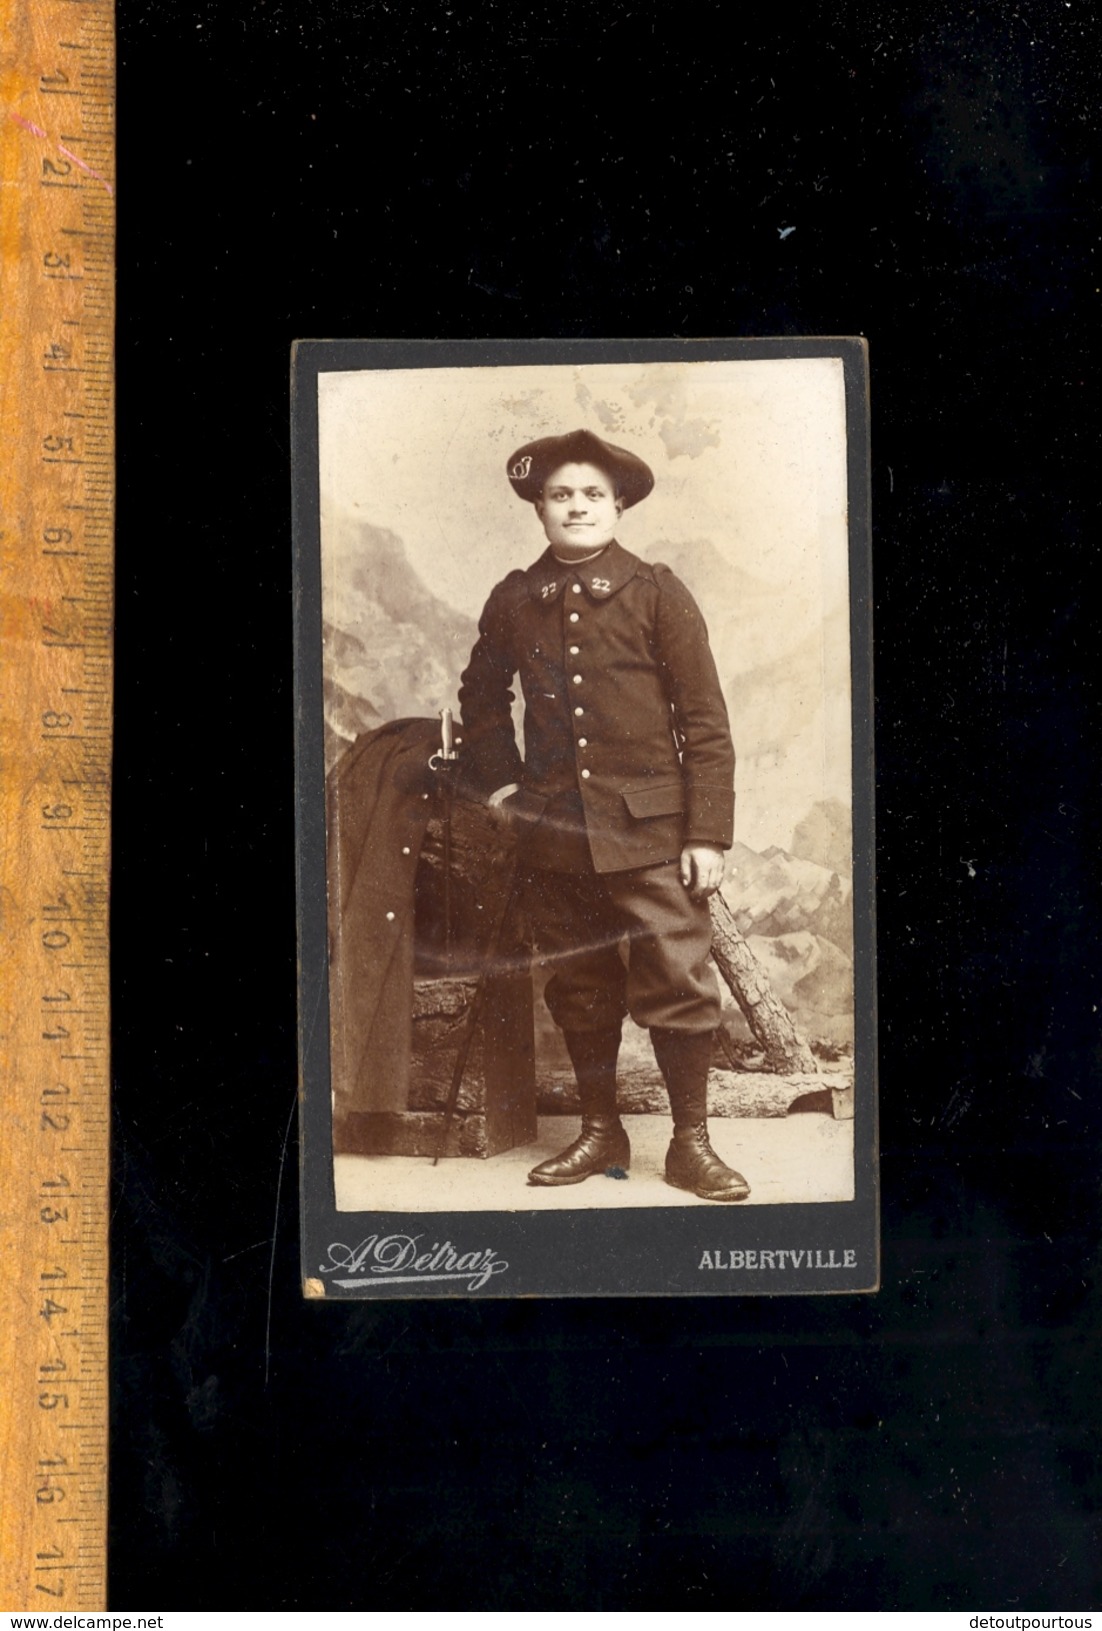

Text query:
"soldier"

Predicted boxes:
[[458, 428, 750, 1201]]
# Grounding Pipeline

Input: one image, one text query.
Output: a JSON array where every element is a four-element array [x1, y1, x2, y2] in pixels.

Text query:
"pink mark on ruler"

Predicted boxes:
[[11, 114, 49, 139], [58, 143, 113, 196], [9, 112, 114, 196]]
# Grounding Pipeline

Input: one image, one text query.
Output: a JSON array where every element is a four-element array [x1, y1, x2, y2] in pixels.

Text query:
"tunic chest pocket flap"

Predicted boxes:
[[621, 779, 685, 819]]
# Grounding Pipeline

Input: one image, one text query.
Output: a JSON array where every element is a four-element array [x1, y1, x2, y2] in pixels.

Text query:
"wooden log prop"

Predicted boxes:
[[709, 891, 818, 1075]]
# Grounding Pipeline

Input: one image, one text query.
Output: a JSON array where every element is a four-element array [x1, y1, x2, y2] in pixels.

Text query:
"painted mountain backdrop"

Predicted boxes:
[[723, 833, 854, 1044], [322, 510, 478, 770], [639, 537, 853, 857]]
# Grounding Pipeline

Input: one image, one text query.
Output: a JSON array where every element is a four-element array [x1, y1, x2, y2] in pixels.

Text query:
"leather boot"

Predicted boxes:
[[528, 1027, 630, 1186], [651, 1027, 751, 1202]]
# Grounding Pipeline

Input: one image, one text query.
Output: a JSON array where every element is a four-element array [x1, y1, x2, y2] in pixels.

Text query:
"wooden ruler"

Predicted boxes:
[[0, 0, 114, 1610]]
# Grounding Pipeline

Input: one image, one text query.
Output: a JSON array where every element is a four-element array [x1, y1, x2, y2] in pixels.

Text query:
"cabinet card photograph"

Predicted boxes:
[[293, 338, 876, 1299]]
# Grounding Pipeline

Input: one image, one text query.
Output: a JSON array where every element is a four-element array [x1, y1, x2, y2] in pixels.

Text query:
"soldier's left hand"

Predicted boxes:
[[680, 843, 725, 901]]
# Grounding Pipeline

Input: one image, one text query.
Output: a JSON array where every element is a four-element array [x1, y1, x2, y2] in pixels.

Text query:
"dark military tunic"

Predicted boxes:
[[459, 539, 735, 1037], [458, 539, 735, 874]]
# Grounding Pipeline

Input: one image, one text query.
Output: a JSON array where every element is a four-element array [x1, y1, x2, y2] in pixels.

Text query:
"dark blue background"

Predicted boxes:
[[111, 0, 1100, 1608]]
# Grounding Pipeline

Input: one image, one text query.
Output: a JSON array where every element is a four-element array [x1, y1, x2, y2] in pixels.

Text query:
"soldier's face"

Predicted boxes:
[[535, 462, 623, 555]]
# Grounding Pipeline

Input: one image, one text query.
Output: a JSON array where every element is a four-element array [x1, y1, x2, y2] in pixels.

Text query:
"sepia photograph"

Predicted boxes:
[[293, 338, 876, 1298]]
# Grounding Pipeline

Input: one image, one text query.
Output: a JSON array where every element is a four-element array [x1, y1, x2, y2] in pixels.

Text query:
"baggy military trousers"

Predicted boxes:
[[520, 856, 722, 1038]]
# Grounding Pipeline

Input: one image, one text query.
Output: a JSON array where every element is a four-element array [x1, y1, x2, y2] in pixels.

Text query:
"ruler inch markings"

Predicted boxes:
[[0, 0, 114, 1612]]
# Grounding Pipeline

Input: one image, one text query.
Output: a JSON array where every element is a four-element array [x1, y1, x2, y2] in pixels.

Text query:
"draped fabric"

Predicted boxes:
[[325, 718, 441, 1114]]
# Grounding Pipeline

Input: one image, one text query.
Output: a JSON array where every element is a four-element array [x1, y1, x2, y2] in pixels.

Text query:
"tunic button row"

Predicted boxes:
[[573, 674, 583, 685], [572, 583, 582, 594], [569, 611, 580, 623], [569, 644, 580, 655], [578, 737, 588, 748]]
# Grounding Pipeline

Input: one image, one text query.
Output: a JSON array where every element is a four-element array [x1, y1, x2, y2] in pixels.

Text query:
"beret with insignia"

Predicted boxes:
[[506, 428, 655, 510]]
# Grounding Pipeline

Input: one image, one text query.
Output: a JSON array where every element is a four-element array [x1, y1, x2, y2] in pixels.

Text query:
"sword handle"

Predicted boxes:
[[440, 706, 456, 760]]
